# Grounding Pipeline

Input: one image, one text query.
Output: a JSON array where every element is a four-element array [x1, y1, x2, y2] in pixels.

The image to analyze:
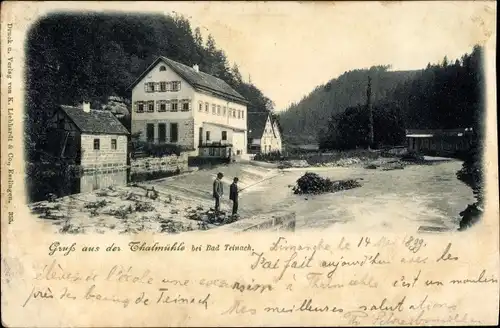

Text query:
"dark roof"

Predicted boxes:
[[247, 112, 270, 139], [128, 57, 248, 105], [59, 105, 129, 135]]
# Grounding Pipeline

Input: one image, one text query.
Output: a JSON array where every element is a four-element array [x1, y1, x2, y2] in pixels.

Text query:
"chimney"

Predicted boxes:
[[192, 64, 199, 72], [82, 101, 91, 113]]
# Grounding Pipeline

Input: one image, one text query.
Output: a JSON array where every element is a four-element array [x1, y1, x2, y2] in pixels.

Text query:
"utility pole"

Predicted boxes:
[[367, 76, 374, 150]]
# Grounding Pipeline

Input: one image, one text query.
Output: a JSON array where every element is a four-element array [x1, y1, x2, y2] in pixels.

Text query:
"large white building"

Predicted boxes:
[[129, 56, 248, 158]]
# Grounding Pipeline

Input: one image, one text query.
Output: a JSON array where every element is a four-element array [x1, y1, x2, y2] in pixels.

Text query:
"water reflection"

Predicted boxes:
[[28, 169, 128, 203], [27, 167, 194, 203]]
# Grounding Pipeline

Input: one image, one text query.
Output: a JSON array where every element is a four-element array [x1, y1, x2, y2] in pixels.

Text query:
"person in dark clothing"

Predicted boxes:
[[229, 177, 239, 216], [213, 172, 224, 213]]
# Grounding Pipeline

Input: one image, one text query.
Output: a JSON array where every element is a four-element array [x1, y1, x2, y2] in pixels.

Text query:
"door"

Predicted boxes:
[[146, 124, 154, 142], [158, 123, 166, 143], [199, 127, 203, 146], [170, 123, 178, 143]]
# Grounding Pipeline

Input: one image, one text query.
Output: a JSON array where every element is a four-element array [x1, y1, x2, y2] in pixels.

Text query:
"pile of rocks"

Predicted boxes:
[[292, 172, 362, 195]]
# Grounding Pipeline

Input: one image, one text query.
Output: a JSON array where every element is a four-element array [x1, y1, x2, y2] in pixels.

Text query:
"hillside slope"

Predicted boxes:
[[279, 66, 419, 144]]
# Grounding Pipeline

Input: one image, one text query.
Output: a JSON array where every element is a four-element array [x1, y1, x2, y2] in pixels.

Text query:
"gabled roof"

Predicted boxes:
[[128, 56, 248, 105], [59, 105, 130, 135], [247, 112, 270, 140]]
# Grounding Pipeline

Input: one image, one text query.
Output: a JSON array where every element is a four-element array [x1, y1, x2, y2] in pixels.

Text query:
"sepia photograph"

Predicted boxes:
[[25, 4, 486, 235], [1, 1, 498, 327]]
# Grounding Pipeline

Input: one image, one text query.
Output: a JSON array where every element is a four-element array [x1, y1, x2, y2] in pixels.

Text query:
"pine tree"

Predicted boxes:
[[231, 63, 243, 85], [367, 76, 374, 149]]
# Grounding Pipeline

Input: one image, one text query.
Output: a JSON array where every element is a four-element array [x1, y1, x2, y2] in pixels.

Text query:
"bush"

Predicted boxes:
[[254, 151, 283, 162], [292, 172, 362, 194], [131, 141, 184, 158]]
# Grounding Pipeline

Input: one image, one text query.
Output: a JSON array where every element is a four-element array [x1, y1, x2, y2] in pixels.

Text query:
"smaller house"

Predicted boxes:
[[46, 102, 130, 170], [406, 128, 473, 155], [247, 112, 282, 154]]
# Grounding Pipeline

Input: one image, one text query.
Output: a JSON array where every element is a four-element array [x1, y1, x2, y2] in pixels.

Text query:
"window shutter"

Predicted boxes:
[[133, 102, 137, 112], [178, 81, 182, 91], [188, 101, 192, 111], [144, 83, 148, 92], [156, 101, 159, 111], [155, 82, 160, 92]]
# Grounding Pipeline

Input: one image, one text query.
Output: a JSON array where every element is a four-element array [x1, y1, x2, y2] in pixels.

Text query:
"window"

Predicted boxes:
[[223, 106, 227, 116], [199, 102, 203, 112], [205, 102, 209, 113], [232, 109, 236, 118], [145, 82, 155, 93], [158, 123, 166, 143], [146, 124, 155, 142], [171, 101, 178, 112], [158, 100, 167, 112], [160, 82, 167, 92], [111, 139, 117, 150], [222, 131, 227, 141], [217, 105, 221, 115], [135, 101, 144, 113], [182, 101, 190, 112], [171, 81, 181, 91], [206, 131, 211, 141], [242, 110, 245, 119], [93, 139, 100, 150], [159, 66, 166, 71], [237, 110, 241, 119], [147, 101, 154, 112], [170, 123, 178, 143], [212, 104, 216, 115]]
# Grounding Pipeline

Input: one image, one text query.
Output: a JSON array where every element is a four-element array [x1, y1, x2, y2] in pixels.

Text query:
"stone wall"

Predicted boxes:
[[130, 152, 189, 174]]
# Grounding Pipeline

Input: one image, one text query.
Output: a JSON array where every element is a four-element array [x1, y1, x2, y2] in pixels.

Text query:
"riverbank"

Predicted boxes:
[[29, 158, 473, 234]]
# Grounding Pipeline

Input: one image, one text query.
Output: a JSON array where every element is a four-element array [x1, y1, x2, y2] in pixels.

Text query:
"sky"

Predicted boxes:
[[163, 1, 494, 111], [27, 1, 496, 111]]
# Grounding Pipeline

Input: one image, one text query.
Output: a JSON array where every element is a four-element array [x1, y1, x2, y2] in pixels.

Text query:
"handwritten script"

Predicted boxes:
[[14, 235, 499, 325]]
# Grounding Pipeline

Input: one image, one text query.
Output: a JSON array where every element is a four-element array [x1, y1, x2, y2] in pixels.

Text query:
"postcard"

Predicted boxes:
[[1, 1, 498, 326]]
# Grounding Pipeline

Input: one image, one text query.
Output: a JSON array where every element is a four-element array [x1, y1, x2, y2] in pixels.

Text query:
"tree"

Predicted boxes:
[[231, 63, 243, 85], [366, 76, 374, 149], [25, 13, 274, 161], [194, 27, 203, 47]]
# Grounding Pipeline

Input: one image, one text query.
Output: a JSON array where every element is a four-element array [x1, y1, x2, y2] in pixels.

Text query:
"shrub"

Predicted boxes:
[[254, 151, 283, 162], [131, 141, 184, 158]]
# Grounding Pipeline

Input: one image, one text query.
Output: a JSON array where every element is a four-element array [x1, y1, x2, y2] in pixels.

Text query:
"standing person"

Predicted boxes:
[[213, 172, 224, 213], [230, 177, 239, 216]]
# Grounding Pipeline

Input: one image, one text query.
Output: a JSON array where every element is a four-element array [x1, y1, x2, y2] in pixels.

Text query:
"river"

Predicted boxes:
[[151, 159, 474, 232]]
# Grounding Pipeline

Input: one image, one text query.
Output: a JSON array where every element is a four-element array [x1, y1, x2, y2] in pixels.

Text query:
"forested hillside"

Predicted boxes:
[[25, 13, 272, 158], [317, 46, 483, 150], [279, 66, 418, 144], [280, 46, 484, 148]]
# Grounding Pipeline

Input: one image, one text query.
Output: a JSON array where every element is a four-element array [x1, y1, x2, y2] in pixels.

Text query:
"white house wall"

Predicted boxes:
[[131, 61, 196, 148], [193, 89, 247, 155], [259, 117, 282, 153], [131, 60, 248, 156], [80, 134, 128, 167]]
